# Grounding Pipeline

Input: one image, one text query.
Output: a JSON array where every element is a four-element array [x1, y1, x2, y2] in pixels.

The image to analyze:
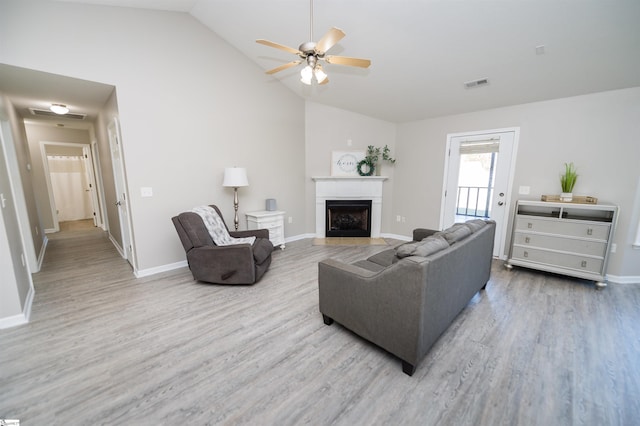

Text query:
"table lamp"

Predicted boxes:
[[222, 167, 249, 230]]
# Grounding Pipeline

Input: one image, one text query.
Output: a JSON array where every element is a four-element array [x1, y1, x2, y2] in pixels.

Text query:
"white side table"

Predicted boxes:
[[245, 210, 286, 249]]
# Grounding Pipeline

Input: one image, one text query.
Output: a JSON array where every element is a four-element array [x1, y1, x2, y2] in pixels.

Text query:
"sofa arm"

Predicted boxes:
[[413, 228, 438, 241], [187, 244, 255, 284], [318, 257, 426, 365], [231, 229, 269, 239]]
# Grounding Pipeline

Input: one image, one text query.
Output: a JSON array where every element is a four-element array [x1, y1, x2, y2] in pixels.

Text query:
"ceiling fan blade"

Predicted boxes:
[[325, 55, 371, 68], [256, 39, 301, 55], [319, 77, 329, 86], [265, 60, 302, 75], [315, 27, 345, 55]]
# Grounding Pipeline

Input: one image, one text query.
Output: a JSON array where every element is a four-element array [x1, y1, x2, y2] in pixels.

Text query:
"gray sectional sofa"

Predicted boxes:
[[318, 219, 496, 375]]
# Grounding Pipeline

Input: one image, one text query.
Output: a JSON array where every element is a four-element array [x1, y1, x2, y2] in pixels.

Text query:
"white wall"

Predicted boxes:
[[0, 0, 306, 273], [0, 95, 34, 326], [394, 87, 640, 279], [304, 101, 397, 235]]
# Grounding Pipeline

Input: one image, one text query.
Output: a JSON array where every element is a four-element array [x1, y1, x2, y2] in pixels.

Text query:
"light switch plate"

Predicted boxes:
[[140, 187, 153, 197], [519, 186, 531, 195]]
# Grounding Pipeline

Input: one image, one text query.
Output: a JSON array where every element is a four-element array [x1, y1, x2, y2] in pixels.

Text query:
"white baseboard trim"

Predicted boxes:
[[109, 234, 125, 258], [381, 233, 411, 241], [0, 285, 34, 329], [606, 274, 640, 285], [0, 313, 28, 329], [36, 235, 48, 272], [286, 233, 315, 243], [135, 260, 188, 278]]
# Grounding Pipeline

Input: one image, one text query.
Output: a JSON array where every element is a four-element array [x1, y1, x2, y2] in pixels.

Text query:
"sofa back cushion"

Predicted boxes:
[[395, 235, 449, 258]]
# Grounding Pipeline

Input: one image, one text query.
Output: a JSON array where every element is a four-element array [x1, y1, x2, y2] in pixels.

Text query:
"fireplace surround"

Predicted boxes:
[[312, 176, 387, 238]]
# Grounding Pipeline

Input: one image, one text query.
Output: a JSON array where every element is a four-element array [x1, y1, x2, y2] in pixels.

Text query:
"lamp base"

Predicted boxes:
[[233, 187, 239, 230]]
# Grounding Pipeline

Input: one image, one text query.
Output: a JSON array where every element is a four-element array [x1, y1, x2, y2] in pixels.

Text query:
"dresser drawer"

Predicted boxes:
[[512, 232, 608, 257], [256, 220, 282, 229], [515, 216, 610, 240], [268, 228, 283, 240], [511, 246, 603, 274]]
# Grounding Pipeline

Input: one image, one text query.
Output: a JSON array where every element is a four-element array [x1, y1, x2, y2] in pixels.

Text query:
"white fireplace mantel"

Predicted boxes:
[[312, 176, 388, 238]]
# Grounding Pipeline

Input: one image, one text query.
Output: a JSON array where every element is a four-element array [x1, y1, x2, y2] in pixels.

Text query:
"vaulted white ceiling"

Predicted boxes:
[[30, 0, 640, 123]]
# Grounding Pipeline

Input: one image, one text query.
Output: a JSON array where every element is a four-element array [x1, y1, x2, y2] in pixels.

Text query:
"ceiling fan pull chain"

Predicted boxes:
[[309, 0, 313, 41]]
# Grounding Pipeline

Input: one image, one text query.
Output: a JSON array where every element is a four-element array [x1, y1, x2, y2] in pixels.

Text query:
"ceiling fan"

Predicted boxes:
[[256, 0, 371, 85]]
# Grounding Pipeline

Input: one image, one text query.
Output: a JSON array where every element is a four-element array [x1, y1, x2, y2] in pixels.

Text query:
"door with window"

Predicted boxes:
[[441, 128, 519, 258]]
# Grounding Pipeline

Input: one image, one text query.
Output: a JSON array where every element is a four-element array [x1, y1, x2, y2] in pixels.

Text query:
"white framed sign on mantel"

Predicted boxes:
[[331, 151, 365, 176]]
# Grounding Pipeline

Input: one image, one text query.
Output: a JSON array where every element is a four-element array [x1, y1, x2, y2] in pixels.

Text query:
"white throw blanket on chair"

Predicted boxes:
[[192, 206, 256, 246]]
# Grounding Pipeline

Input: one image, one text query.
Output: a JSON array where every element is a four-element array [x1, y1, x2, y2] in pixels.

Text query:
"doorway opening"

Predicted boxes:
[[40, 141, 103, 233], [441, 128, 519, 259]]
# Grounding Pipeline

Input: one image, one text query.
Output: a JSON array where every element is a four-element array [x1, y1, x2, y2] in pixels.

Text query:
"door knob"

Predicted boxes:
[[499, 192, 504, 197], [115, 201, 122, 206], [498, 201, 504, 206]]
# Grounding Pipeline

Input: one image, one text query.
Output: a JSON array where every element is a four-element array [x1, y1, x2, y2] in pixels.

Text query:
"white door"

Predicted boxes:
[[82, 145, 101, 227], [107, 118, 134, 267], [441, 128, 519, 258]]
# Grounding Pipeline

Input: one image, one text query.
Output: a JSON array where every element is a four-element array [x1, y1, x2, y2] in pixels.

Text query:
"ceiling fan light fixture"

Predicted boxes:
[[300, 65, 313, 85], [314, 65, 327, 84], [50, 103, 69, 115]]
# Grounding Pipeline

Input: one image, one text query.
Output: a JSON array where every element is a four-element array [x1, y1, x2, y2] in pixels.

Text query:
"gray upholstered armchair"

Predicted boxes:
[[172, 205, 274, 284]]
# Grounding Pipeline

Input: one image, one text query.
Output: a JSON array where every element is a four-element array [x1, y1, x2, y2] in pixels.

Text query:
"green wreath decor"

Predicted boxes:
[[356, 158, 375, 176]]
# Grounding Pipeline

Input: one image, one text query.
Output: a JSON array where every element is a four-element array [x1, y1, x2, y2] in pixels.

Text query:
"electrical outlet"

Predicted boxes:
[[610, 243, 617, 253], [396, 215, 401, 222], [519, 186, 531, 195], [288, 216, 293, 224], [402, 216, 406, 223]]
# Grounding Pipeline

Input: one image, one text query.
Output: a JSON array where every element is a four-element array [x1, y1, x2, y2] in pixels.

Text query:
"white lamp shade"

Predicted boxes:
[[222, 167, 249, 187]]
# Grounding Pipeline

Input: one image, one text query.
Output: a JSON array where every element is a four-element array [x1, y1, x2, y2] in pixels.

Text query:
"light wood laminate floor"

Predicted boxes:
[[1, 224, 639, 425]]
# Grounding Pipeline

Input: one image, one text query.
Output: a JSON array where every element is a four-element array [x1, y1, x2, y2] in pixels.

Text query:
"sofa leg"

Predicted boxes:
[[402, 361, 415, 376], [481, 282, 488, 290], [322, 314, 334, 325]]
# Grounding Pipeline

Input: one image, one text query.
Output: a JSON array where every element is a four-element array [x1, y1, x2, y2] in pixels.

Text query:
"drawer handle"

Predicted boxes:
[[581, 260, 587, 268], [525, 237, 530, 244], [523, 251, 528, 258], [527, 223, 532, 229], [587, 228, 593, 236]]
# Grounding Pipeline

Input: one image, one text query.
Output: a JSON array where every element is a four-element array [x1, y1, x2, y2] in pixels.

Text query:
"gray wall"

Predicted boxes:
[[0, 94, 34, 322], [393, 87, 640, 278], [0, 0, 306, 273]]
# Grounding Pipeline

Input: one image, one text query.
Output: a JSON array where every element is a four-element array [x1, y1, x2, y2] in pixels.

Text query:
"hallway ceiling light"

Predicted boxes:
[[50, 103, 69, 115]]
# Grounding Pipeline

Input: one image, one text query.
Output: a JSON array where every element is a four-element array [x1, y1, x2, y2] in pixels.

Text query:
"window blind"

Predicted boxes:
[[459, 139, 500, 154]]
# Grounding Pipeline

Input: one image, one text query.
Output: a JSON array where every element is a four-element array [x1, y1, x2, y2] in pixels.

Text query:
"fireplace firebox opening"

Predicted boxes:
[[326, 200, 372, 237]]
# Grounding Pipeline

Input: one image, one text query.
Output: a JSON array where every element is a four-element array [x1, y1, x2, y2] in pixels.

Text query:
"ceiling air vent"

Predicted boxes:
[[464, 78, 489, 89], [29, 108, 87, 120]]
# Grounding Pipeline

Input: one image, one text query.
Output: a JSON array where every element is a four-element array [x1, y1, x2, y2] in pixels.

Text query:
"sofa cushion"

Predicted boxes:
[[367, 249, 397, 267], [438, 224, 472, 244], [464, 219, 487, 233], [395, 235, 449, 258], [352, 259, 387, 272]]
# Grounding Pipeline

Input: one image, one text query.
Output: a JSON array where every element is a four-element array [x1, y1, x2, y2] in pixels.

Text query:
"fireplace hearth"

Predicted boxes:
[[326, 200, 372, 237]]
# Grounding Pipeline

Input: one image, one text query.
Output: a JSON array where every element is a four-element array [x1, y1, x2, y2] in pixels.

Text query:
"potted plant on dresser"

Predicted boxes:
[[560, 162, 578, 202]]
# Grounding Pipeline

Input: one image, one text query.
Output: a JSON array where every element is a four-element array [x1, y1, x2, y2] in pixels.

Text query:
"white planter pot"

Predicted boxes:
[[560, 192, 573, 202]]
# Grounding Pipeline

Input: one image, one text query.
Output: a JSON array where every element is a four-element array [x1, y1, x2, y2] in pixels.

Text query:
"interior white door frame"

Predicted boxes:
[[40, 141, 103, 232], [440, 127, 520, 259]]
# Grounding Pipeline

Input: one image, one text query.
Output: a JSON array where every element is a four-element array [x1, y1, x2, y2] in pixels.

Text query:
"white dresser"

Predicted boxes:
[[506, 200, 617, 287], [245, 210, 286, 249]]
